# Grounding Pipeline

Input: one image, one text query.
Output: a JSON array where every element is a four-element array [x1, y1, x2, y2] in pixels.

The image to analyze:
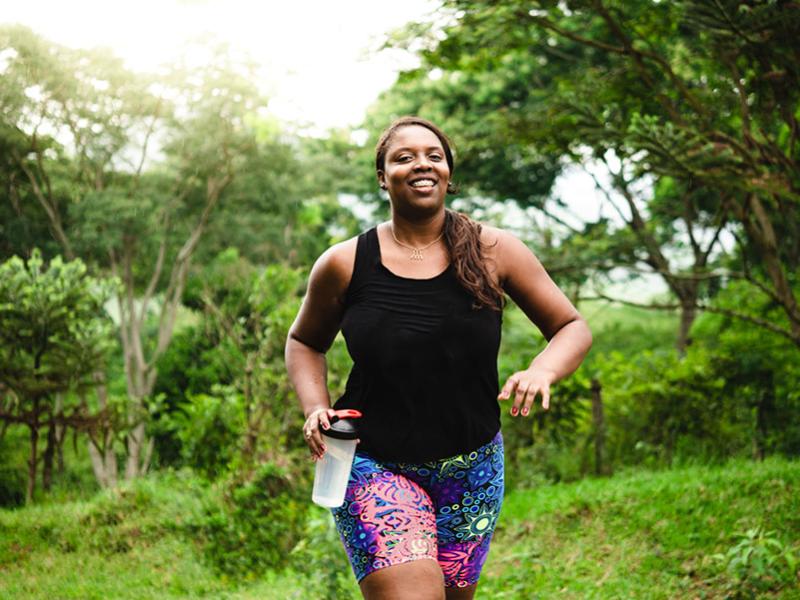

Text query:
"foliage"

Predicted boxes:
[[197, 462, 310, 578], [0, 250, 115, 501], [711, 526, 798, 598], [0, 250, 115, 400], [289, 507, 360, 599], [155, 386, 243, 480], [1, 24, 351, 484], [380, 0, 800, 349]]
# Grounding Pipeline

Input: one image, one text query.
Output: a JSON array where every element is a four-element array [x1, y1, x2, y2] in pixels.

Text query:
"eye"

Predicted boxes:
[[396, 154, 412, 162], [429, 153, 443, 161]]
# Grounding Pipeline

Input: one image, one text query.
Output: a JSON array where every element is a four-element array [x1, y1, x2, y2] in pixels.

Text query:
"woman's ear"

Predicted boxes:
[[377, 171, 387, 190]]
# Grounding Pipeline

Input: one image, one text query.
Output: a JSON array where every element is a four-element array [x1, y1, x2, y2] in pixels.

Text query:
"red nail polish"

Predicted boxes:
[[522, 407, 529, 416], [511, 407, 518, 416]]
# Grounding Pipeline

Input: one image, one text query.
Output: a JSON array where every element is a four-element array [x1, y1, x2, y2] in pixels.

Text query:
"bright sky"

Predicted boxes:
[[0, 0, 436, 131]]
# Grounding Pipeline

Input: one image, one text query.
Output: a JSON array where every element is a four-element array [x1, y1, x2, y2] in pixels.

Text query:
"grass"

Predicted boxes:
[[482, 456, 800, 599], [1, 457, 798, 599]]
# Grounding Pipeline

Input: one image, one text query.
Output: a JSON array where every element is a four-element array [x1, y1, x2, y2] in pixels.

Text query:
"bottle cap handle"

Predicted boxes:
[[330, 409, 362, 423]]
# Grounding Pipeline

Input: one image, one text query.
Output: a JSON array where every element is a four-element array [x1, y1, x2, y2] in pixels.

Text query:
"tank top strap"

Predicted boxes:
[[364, 226, 382, 269], [345, 226, 380, 305]]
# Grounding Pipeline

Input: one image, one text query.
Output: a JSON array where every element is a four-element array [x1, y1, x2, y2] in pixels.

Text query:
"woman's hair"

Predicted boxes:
[[375, 116, 505, 311]]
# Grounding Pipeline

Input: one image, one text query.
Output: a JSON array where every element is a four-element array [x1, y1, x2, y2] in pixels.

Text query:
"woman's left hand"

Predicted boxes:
[[497, 367, 556, 416]]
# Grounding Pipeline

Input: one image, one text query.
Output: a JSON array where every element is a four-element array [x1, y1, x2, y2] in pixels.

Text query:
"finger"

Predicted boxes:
[[498, 377, 519, 401], [304, 423, 324, 458], [318, 410, 333, 431], [311, 428, 326, 458], [542, 388, 550, 411], [511, 383, 529, 416], [521, 386, 539, 416]]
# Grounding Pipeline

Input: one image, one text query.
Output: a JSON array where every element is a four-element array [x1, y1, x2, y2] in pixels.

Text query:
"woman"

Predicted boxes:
[[285, 116, 592, 600]]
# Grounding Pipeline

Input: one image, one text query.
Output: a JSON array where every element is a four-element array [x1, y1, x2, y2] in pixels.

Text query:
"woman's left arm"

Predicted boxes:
[[492, 228, 593, 417]]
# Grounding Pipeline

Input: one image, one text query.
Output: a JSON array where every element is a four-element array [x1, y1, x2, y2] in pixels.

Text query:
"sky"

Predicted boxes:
[[0, 0, 437, 131]]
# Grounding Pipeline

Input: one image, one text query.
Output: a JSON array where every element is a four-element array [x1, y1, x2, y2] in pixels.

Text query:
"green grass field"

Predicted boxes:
[[1, 457, 797, 599]]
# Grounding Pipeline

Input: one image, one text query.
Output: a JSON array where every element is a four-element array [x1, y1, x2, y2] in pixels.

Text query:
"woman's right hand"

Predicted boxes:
[[303, 407, 337, 461]]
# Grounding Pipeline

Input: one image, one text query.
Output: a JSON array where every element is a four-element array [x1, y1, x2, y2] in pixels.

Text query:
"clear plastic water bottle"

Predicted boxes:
[[312, 409, 361, 508]]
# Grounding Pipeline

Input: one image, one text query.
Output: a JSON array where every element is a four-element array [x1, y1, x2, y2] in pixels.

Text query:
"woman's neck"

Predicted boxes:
[[388, 209, 447, 246]]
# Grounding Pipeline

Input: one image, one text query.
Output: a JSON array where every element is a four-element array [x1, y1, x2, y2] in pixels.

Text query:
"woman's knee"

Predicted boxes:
[[359, 558, 446, 600]]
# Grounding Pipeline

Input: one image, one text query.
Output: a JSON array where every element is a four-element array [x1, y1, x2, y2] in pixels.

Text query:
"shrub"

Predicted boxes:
[[198, 462, 310, 578]]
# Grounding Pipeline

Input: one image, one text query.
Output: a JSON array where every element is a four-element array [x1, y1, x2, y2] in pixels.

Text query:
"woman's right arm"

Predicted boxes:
[[285, 240, 356, 459]]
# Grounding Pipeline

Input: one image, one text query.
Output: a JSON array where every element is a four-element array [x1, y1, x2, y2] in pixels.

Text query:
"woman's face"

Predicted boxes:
[[378, 125, 451, 218]]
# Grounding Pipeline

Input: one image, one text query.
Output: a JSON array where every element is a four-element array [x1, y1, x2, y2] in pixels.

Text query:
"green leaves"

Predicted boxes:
[[711, 526, 798, 595], [0, 250, 115, 399]]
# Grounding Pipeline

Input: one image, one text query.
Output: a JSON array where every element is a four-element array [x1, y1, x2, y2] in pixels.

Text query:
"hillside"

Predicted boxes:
[[1, 457, 797, 599]]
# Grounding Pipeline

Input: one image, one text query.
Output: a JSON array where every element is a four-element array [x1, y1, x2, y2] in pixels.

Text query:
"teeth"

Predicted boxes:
[[411, 180, 435, 187]]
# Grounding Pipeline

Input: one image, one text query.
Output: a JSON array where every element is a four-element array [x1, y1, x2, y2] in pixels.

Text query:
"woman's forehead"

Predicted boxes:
[[387, 125, 444, 152]]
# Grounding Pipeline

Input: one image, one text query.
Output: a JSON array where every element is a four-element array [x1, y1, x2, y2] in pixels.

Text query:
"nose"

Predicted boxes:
[[413, 154, 433, 170]]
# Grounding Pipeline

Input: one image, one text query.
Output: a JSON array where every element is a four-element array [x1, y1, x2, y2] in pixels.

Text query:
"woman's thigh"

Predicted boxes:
[[331, 434, 504, 593], [420, 431, 505, 589], [331, 453, 440, 586]]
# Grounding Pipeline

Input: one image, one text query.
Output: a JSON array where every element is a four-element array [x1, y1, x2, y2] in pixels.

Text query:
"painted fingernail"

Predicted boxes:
[[322, 423, 329, 430], [522, 407, 529, 416], [511, 407, 518, 416]]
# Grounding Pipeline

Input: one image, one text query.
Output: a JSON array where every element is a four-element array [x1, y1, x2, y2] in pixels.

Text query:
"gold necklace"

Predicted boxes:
[[390, 225, 444, 261]]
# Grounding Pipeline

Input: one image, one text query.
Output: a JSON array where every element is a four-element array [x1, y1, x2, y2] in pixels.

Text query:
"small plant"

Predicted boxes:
[[711, 526, 798, 597]]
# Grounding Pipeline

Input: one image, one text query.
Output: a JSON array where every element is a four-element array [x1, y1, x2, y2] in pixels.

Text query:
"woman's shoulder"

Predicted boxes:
[[312, 235, 360, 292], [477, 223, 521, 246], [476, 223, 536, 283]]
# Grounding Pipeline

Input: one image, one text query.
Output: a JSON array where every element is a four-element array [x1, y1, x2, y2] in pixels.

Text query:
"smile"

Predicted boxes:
[[410, 179, 436, 188]]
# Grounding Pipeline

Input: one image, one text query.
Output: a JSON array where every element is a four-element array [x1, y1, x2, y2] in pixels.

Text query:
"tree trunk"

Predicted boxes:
[[742, 194, 800, 342], [590, 378, 608, 476], [752, 371, 775, 462], [676, 300, 697, 357], [86, 382, 118, 488], [42, 421, 56, 491], [88, 434, 118, 488], [125, 421, 147, 480], [26, 399, 40, 504], [55, 392, 65, 474]]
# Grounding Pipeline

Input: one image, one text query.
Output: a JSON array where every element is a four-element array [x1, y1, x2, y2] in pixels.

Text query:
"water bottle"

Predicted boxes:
[[312, 409, 362, 508]]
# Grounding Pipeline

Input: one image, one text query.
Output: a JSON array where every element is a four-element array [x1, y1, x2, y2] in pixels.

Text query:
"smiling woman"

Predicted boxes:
[[285, 116, 593, 599]]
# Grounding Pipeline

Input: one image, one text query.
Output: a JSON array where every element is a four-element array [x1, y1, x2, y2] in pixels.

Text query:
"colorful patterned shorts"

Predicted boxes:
[[331, 430, 504, 588]]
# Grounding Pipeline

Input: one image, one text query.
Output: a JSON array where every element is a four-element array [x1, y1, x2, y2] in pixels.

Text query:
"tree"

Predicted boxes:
[[382, 0, 800, 350], [0, 27, 316, 482], [0, 251, 114, 502]]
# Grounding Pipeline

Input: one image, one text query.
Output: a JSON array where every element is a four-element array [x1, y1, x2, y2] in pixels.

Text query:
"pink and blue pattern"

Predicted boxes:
[[331, 431, 504, 588]]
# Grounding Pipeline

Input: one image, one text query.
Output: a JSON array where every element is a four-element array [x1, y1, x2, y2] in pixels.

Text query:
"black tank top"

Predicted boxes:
[[333, 226, 502, 462]]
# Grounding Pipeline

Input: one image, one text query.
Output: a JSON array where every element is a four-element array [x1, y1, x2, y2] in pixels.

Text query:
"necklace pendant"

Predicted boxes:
[[410, 248, 424, 261]]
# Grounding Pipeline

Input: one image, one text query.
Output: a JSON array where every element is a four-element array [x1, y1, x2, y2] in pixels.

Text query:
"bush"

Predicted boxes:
[[198, 462, 310, 578]]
